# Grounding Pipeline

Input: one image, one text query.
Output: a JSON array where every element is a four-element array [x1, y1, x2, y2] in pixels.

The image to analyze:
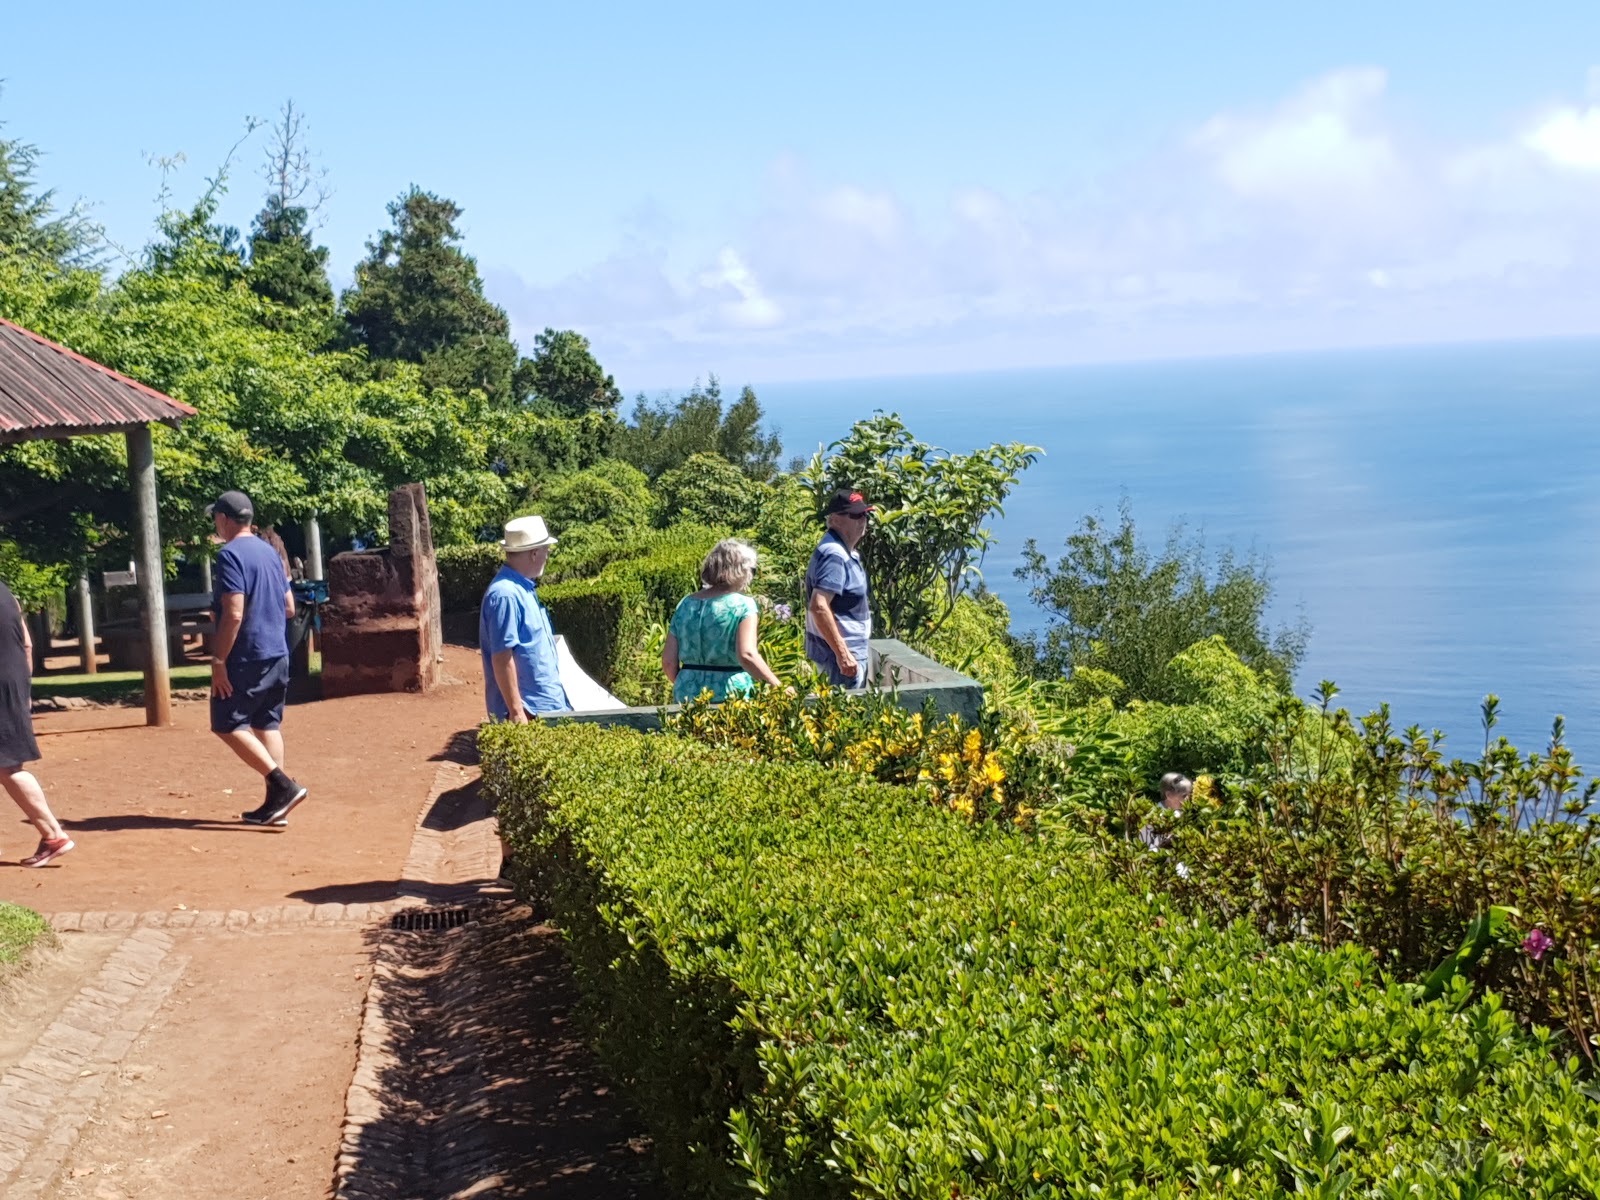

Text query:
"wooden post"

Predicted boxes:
[[199, 553, 212, 594], [125, 425, 170, 726], [74, 571, 97, 675], [303, 513, 324, 580], [28, 610, 48, 675]]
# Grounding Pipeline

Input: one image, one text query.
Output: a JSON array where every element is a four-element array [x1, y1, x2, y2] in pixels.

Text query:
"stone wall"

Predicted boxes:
[[320, 484, 444, 698]]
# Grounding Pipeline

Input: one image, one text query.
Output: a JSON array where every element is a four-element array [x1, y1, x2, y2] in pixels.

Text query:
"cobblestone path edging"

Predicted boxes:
[[0, 751, 504, 1197], [335, 756, 513, 1198], [0, 928, 188, 1198]]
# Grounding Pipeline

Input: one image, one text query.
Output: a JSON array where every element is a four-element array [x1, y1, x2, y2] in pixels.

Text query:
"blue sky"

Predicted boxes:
[[5, 1, 1600, 390]]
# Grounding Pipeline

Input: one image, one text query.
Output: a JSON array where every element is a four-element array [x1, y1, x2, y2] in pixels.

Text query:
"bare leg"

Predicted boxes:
[[257, 728, 285, 771], [215, 730, 278, 778], [0, 766, 65, 841]]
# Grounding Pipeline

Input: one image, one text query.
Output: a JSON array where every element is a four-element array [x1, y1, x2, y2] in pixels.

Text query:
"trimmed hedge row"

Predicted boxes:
[[481, 721, 1600, 1200], [435, 542, 504, 613]]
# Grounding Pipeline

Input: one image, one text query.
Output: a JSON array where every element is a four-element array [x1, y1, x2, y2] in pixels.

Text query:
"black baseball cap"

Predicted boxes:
[[825, 489, 874, 517], [206, 490, 254, 522]]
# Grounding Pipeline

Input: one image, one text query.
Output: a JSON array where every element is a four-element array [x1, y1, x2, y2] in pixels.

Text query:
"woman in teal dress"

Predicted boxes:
[[663, 539, 783, 703]]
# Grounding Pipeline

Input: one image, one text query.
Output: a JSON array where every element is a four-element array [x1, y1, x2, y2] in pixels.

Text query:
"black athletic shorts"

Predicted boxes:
[[210, 655, 290, 734]]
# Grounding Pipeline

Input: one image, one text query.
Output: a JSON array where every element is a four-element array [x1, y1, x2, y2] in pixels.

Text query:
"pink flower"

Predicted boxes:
[[1522, 928, 1554, 962]]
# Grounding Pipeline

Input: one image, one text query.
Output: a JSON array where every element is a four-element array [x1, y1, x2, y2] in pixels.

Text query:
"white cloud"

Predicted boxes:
[[1525, 107, 1600, 171], [699, 248, 783, 329], [1197, 70, 1397, 193], [488, 68, 1600, 385]]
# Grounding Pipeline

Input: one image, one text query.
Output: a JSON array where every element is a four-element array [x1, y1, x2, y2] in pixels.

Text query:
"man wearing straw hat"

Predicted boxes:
[[479, 515, 569, 721]]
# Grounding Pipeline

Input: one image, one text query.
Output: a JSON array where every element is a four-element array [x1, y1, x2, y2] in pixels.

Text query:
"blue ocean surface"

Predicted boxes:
[[758, 338, 1600, 770]]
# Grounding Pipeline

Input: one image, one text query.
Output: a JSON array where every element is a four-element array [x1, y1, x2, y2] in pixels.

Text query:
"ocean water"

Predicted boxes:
[[758, 338, 1600, 769]]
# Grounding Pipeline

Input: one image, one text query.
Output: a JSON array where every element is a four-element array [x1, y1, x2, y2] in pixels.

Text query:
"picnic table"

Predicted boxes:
[[99, 585, 328, 673]]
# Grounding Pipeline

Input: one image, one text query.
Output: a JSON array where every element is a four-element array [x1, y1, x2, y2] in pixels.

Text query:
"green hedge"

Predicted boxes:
[[481, 721, 1600, 1200], [435, 542, 504, 613]]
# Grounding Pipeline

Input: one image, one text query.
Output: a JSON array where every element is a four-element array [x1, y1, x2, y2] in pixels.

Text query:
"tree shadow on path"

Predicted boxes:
[[340, 901, 664, 1198]]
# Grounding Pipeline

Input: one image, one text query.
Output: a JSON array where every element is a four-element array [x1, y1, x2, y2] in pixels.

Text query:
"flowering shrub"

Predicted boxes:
[[669, 684, 1014, 822], [1109, 686, 1600, 1064], [482, 721, 1600, 1199]]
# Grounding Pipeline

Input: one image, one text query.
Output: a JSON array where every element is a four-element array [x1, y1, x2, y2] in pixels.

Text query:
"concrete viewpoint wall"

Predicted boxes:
[[536, 638, 984, 731]]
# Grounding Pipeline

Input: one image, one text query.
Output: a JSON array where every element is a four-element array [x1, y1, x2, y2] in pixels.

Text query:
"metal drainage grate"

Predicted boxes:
[[390, 907, 476, 932]]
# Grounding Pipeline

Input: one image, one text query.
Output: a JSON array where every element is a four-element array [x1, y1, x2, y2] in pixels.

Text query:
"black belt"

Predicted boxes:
[[680, 662, 741, 673]]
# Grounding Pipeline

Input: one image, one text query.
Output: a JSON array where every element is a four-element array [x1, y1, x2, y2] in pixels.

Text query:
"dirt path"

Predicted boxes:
[[0, 644, 658, 1198], [2, 645, 487, 914], [49, 928, 370, 1200]]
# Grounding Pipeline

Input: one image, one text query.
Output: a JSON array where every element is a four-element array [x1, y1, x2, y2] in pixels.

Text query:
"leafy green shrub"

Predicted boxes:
[[1146, 689, 1600, 1065], [482, 722, 1600, 1199], [528, 458, 655, 535], [1016, 500, 1308, 700], [910, 589, 1020, 687], [1107, 636, 1281, 784], [653, 452, 759, 528], [434, 541, 503, 612]]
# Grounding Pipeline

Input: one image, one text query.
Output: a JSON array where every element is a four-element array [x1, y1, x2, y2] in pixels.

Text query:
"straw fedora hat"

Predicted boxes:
[[502, 515, 559, 552]]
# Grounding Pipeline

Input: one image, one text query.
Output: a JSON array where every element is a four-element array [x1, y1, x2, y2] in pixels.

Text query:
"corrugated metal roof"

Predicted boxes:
[[0, 317, 196, 443]]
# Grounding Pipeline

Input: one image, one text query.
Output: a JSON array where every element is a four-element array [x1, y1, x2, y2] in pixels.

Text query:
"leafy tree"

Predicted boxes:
[[654, 452, 759, 528], [341, 187, 518, 404], [1015, 500, 1308, 700], [805, 413, 1039, 637], [530, 459, 654, 536], [0, 540, 69, 612], [497, 409, 618, 482], [521, 327, 622, 415], [247, 197, 334, 334], [717, 384, 782, 478], [616, 376, 781, 481]]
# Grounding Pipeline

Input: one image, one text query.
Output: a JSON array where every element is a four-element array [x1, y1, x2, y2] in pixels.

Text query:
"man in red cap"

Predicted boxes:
[[804, 489, 874, 688]]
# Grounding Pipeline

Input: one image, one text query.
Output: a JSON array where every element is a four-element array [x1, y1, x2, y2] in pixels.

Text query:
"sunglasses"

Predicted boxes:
[[840, 511, 869, 521]]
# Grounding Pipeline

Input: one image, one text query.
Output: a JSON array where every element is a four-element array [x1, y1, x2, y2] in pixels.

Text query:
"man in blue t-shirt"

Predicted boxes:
[[207, 490, 307, 827], [480, 515, 570, 721], [805, 489, 874, 688]]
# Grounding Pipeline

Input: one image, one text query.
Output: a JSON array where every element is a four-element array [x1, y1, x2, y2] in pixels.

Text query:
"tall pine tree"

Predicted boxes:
[[522, 327, 622, 415], [341, 187, 518, 404], [246, 103, 334, 333]]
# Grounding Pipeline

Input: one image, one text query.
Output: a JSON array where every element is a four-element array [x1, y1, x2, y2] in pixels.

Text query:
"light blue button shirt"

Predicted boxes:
[[479, 565, 569, 716]]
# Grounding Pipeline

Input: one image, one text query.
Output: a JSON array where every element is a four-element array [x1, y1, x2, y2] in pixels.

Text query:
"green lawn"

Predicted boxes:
[[0, 901, 52, 971], [30, 664, 213, 704]]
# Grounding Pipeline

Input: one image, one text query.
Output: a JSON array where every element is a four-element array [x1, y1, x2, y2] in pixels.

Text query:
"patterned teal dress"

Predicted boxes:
[[669, 591, 759, 703]]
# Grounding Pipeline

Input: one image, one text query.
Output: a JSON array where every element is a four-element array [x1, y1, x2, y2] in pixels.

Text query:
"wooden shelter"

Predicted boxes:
[[0, 317, 197, 725]]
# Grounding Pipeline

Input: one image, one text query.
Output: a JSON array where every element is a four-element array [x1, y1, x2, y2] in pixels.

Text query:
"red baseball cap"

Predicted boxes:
[[825, 489, 875, 516]]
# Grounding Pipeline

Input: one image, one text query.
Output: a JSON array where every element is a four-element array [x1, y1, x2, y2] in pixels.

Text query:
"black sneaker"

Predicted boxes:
[[263, 779, 290, 827], [244, 777, 308, 826]]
